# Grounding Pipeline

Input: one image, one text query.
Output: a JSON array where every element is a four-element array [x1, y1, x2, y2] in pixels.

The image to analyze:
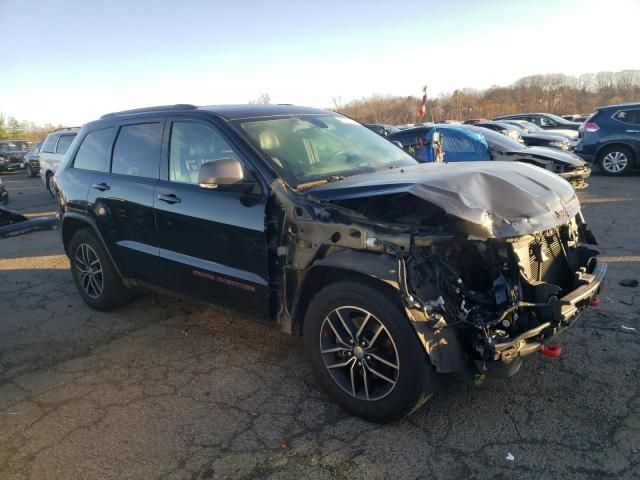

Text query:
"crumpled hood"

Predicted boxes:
[[309, 161, 581, 238]]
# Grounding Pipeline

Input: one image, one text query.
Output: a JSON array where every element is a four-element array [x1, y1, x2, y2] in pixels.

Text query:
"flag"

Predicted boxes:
[[416, 93, 427, 117]]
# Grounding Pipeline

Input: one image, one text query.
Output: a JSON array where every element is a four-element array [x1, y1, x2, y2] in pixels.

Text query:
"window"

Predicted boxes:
[[74, 128, 116, 172], [539, 117, 557, 127], [112, 123, 163, 178], [55, 134, 76, 154], [239, 115, 416, 186], [42, 134, 59, 153], [169, 122, 241, 184], [613, 109, 640, 125]]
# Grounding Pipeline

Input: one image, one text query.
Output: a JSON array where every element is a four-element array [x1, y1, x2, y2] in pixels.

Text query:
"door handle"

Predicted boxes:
[[91, 182, 110, 191], [158, 193, 182, 204], [626, 130, 640, 133]]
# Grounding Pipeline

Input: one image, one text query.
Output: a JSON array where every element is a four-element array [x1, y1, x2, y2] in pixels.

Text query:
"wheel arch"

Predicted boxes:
[[595, 141, 638, 166], [290, 250, 400, 336], [61, 213, 124, 278], [289, 249, 467, 374]]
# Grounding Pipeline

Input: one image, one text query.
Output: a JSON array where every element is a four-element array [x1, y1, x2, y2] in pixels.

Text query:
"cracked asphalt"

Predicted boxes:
[[1, 171, 639, 479]]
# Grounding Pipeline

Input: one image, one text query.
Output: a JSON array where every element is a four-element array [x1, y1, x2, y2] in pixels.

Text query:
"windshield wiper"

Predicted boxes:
[[297, 175, 345, 190]]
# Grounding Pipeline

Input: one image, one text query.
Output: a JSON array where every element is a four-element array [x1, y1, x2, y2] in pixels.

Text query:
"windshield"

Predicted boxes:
[[497, 122, 526, 134], [462, 125, 524, 151], [515, 120, 543, 133], [546, 113, 572, 124], [238, 114, 418, 186]]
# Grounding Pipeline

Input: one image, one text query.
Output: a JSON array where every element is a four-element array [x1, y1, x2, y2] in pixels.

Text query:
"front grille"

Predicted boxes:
[[528, 231, 567, 283]]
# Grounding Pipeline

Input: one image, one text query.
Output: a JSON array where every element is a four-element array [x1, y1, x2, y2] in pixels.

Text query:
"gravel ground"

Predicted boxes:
[[0, 171, 639, 479]]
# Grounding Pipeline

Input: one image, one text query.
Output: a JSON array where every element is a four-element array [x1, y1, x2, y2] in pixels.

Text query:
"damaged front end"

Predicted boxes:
[[404, 213, 605, 377], [292, 162, 606, 378]]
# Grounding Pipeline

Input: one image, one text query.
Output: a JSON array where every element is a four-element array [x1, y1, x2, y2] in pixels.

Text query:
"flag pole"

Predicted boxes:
[[424, 85, 435, 123]]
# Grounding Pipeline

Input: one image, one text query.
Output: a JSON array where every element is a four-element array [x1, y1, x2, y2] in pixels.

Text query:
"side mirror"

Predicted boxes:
[[198, 159, 255, 192]]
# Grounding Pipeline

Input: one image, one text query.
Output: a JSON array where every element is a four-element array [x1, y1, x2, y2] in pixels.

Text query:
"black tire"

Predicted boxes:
[[68, 228, 133, 311], [303, 281, 437, 422], [597, 145, 634, 176], [45, 172, 55, 195]]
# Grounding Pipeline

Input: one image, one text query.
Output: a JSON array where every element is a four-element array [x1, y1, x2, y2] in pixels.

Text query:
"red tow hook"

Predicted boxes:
[[590, 297, 600, 307], [539, 343, 562, 359]]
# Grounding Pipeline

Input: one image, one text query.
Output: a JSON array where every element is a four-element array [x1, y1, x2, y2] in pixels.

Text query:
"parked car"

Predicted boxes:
[[23, 141, 43, 177], [39, 128, 79, 194], [54, 104, 605, 422], [364, 124, 400, 137], [478, 121, 573, 151], [0, 178, 8, 204], [388, 124, 591, 189], [0, 140, 32, 173], [494, 113, 581, 138], [463, 118, 488, 124], [474, 122, 524, 144], [575, 103, 640, 176], [563, 114, 590, 123]]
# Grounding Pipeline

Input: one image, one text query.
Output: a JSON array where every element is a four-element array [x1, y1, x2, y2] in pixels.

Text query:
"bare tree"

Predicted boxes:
[[249, 93, 271, 105]]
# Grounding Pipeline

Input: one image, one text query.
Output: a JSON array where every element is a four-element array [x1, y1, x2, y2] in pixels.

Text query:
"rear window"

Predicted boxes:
[[111, 123, 163, 178], [42, 134, 59, 153], [74, 128, 116, 172], [55, 134, 76, 154]]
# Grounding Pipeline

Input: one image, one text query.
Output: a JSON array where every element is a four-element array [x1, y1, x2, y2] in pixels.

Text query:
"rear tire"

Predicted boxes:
[[303, 281, 438, 422], [68, 229, 133, 311], [46, 172, 55, 196], [598, 145, 633, 176]]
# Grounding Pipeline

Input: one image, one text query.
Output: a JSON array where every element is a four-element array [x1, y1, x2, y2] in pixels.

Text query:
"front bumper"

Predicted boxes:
[[559, 165, 591, 189], [479, 259, 606, 372]]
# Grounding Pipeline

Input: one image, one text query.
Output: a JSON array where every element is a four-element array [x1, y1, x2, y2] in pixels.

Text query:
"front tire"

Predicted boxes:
[[598, 145, 634, 176], [68, 229, 133, 311], [303, 281, 437, 422], [26, 164, 34, 177]]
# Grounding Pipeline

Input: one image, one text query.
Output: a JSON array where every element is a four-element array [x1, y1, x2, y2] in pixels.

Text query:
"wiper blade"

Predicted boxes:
[[297, 175, 345, 190]]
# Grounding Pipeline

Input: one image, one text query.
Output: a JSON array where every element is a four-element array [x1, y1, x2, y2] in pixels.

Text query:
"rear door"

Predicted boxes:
[[87, 119, 164, 281], [153, 117, 270, 317]]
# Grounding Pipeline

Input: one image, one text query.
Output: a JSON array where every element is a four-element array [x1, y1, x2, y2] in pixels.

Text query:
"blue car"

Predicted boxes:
[[388, 124, 591, 189], [575, 103, 640, 176]]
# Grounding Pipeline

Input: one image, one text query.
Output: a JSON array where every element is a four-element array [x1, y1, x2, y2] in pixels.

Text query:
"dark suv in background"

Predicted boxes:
[[575, 103, 640, 176], [54, 104, 605, 421]]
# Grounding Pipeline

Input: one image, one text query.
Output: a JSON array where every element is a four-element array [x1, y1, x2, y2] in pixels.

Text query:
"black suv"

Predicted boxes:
[[0, 140, 32, 172], [55, 104, 605, 421], [575, 103, 640, 176]]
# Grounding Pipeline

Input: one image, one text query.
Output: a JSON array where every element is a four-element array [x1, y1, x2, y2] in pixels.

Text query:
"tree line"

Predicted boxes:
[[336, 69, 640, 125], [2, 70, 639, 140], [0, 115, 62, 142]]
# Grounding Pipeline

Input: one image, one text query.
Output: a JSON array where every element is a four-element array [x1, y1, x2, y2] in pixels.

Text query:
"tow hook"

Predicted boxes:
[[539, 343, 562, 358]]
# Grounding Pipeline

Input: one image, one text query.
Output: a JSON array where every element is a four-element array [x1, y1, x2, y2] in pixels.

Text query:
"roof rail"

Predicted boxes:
[[100, 104, 197, 119], [52, 126, 81, 132]]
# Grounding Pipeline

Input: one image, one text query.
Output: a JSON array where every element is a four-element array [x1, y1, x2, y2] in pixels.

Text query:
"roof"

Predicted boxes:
[[198, 104, 330, 120], [597, 102, 640, 110], [99, 104, 330, 121]]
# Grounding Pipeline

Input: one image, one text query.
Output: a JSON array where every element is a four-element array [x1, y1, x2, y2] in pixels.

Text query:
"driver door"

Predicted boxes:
[[153, 118, 270, 318]]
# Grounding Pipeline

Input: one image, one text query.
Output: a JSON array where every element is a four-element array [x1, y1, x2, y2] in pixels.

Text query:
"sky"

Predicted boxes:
[[1, 0, 639, 126]]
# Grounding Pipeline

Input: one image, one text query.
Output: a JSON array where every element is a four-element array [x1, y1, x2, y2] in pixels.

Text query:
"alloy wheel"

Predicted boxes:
[[602, 151, 628, 173], [319, 306, 400, 401], [74, 243, 103, 298]]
